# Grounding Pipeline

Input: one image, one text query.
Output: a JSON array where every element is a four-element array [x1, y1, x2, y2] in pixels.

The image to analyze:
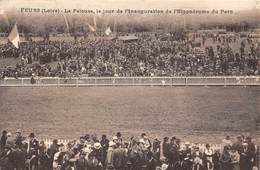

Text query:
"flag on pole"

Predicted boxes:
[[8, 23, 20, 48], [88, 23, 96, 32], [93, 15, 97, 29], [62, 14, 70, 32], [105, 27, 112, 36]]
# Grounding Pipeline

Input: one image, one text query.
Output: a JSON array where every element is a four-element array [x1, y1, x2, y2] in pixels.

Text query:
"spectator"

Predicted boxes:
[[101, 134, 110, 166], [112, 143, 127, 170], [27, 133, 39, 170], [220, 146, 231, 170], [14, 129, 24, 149], [230, 146, 240, 170], [0, 130, 258, 170], [233, 136, 244, 154], [106, 141, 116, 170], [240, 142, 254, 170], [203, 144, 214, 170], [0, 32, 259, 78], [0, 130, 7, 152]]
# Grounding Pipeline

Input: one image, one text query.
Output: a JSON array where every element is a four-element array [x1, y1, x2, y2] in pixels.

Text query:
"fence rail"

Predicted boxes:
[[0, 76, 260, 86]]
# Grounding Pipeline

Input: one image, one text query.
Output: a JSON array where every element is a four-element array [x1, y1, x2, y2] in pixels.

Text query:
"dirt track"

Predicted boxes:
[[0, 86, 259, 143]]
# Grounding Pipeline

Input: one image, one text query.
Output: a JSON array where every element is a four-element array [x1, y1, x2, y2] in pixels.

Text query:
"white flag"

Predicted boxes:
[[105, 27, 112, 36], [62, 14, 70, 32], [8, 24, 20, 48]]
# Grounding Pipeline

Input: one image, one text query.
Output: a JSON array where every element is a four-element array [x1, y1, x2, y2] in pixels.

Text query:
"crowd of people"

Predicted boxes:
[[0, 129, 259, 170], [0, 32, 259, 78]]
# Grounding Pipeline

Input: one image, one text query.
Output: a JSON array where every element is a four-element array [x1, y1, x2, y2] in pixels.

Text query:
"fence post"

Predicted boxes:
[[132, 77, 135, 85], [21, 78, 24, 86], [4, 78, 6, 85], [185, 77, 188, 86], [243, 77, 247, 87], [76, 78, 79, 87], [204, 77, 208, 87], [58, 78, 60, 86], [113, 77, 115, 86], [224, 77, 227, 87]]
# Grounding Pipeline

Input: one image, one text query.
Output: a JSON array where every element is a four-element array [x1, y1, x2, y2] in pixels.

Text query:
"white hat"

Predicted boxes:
[[93, 142, 102, 149], [185, 142, 190, 145], [161, 163, 169, 170], [112, 136, 118, 141], [242, 142, 248, 146], [109, 141, 116, 147], [7, 132, 12, 137]]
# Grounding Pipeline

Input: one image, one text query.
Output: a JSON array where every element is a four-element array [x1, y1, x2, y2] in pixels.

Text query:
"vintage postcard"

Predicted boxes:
[[0, 0, 259, 170]]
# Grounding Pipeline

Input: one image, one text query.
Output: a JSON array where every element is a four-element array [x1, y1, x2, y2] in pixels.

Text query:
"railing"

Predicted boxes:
[[0, 76, 260, 86]]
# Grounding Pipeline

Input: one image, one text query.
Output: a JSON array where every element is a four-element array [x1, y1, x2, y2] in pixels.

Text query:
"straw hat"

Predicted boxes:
[[93, 142, 102, 149]]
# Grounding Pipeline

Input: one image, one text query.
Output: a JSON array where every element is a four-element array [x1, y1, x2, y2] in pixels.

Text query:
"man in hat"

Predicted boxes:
[[245, 136, 256, 155], [14, 129, 24, 149], [28, 133, 39, 170], [100, 134, 109, 166], [116, 132, 123, 148], [240, 142, 254, 170], [53, 144, 66, 169], [152, 137, 161, 160], [162, 137, 171, 160], [0, 130, 7, 152], [232, 136, 244, 154], [49, 139, 60, 169], [221, 136, 232, 153], [87, 142, 103, 169], [139, 133, 151, 151], [203, 144, 214, 170]]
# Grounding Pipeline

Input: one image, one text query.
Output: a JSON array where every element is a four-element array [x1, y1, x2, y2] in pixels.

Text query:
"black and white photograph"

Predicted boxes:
[[0, 0, 259, 169]]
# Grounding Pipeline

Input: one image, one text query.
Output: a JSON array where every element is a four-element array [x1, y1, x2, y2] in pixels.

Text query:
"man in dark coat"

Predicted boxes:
[[232, 136, 244, 154], [38, 148, 52, 170], [162, 137, 171, 160], [0, 130, 7, 152], [49, 139, 60, 169], [240, 142, 254, 170], [14, 129, 24, 149], [27, 133, 39, 170], [13, 144, 27, 170], [100, 134, 109, 166], [112, 143, 126, 170]]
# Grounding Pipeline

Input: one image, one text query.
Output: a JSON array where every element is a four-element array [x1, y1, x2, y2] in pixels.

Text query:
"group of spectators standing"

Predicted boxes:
[[0, 129, 259, 170], [0, 32, 259, 78]]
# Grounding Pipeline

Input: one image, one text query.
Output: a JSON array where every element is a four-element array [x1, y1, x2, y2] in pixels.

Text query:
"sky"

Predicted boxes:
[[0, 0, 259, 11]]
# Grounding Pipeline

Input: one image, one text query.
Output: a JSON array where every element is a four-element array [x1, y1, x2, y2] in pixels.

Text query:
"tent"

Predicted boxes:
[[118, 35, 139, 43]]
